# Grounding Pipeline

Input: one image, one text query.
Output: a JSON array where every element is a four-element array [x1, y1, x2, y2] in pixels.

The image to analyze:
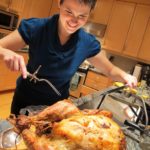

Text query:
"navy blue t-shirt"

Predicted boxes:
[[17, 14, 100, 104]]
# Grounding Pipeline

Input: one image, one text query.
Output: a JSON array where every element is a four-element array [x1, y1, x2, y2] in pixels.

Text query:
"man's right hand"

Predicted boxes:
[[3, 49, 27, 79]]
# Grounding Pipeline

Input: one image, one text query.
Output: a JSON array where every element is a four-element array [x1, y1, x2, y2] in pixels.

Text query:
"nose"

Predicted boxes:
[[70, 16, 78, 25]]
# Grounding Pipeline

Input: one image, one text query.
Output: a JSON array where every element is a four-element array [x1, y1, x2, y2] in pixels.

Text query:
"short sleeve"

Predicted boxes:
[[18, 18, 43, 45], [87, 37, 101, 58]]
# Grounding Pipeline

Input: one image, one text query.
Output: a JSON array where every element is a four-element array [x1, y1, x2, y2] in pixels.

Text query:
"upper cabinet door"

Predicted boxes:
[[137, 19, 150, 62], [49, 0, 59, 16], [123, 5, 150, 57], [0, 0, 25, 13], [22, 0, 53, 19], [29, 0, 53, 18], [9, 0, 26, 13], [89, 0, 114, 24], [103, 1, 135, 52], [0, 0, 9, 9]]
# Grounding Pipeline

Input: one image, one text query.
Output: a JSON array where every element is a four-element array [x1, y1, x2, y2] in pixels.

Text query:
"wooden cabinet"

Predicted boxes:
[[49, 0, 59, 16], [137, 19, 150, 62], [80, 85, 97, 96], [0, 0, 57, 19], [69, 70, 112, 98], [103, 1, 135, 52], [89, 0, 114, 24], [85, 70, 111, 90], [0, 92, 13, 118], [103, 1, 150, 63], [0, 0, 25, 13], [0, 0, 10, 10], [21, 0, 53, 19], [123, 5, 150, 57], [0, 52, 28, 92], [9, 0, 26, 14]]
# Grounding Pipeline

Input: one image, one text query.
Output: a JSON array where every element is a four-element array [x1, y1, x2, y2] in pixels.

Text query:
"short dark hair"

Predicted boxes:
[[60, 0, 97, 10]]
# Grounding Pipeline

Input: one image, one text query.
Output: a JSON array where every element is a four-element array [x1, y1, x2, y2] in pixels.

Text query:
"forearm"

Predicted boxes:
[[88, 53, 126, 81], [88, 52, 137, 87], [108, 65, 127, 82], [0, 45, 12, 58], [0, 45, 19, 60]]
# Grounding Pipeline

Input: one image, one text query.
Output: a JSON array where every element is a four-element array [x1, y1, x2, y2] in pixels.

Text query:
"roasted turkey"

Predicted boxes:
[[8, 100, 126, 150]]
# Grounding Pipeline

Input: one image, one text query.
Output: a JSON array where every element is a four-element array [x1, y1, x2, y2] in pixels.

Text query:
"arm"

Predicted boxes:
[[0, 30, 27, 78], [87, 52, 137, 88]]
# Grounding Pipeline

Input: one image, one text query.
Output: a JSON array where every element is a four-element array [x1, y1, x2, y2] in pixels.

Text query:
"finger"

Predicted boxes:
[[4, 56, 13, 70], [5, 59, 11, 69], [131, 77, 137, 87], [14, 56, 20, 71], [126, 83, 132, 88], [19, 56, 27, 79], [9, 57, 14, 71]]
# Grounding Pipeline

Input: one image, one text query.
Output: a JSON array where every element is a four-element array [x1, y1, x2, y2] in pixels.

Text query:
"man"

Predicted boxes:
[[0, 0, 137, 115]]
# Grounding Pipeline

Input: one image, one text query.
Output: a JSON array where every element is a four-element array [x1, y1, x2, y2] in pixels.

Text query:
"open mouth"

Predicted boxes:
[[66, 22, 78, 31]]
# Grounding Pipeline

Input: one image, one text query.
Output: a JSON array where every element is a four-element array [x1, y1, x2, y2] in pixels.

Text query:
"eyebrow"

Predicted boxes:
[[65, 7, 89, 16]]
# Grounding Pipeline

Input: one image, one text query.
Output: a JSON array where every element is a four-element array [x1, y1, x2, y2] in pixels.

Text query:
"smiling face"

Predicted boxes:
[[58, 0, 91, 35]]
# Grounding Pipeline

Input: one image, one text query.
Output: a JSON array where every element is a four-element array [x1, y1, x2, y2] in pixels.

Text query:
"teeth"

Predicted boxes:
[[67, 22, 77, 28]]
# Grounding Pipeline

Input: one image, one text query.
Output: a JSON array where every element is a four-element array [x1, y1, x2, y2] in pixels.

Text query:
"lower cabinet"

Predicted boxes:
[[84, 70, 109, 90], [0, 92, 14, 119], [69, 70, 113, 98], [80, 85, 97, 96]]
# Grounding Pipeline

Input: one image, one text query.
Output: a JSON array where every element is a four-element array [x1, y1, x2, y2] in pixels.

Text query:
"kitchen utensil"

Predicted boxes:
[[27, 65, 61, 96]]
